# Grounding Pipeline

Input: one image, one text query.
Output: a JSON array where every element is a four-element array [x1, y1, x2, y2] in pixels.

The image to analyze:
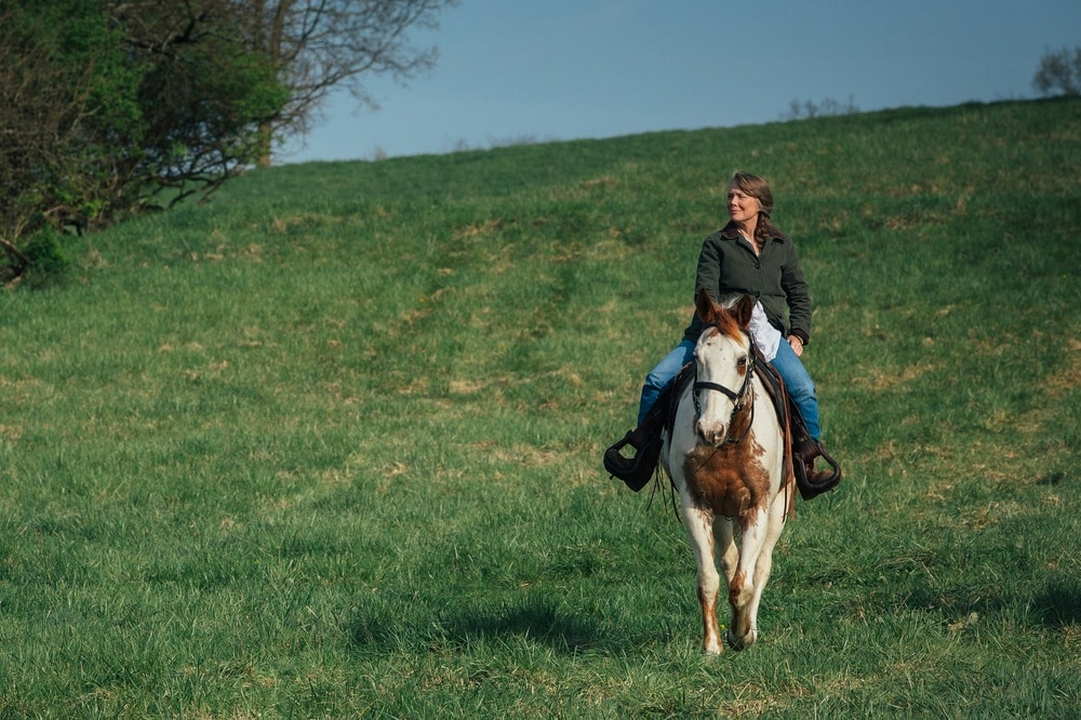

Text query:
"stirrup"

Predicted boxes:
[[794, 441, 842, 500], [603, 431, 658, 493]]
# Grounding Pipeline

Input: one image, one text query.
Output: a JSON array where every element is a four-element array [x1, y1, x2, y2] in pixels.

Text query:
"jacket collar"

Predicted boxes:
[[718, 220, 787, 243]]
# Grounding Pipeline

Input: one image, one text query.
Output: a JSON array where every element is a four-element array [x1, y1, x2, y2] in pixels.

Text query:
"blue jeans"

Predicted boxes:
[[637, 337, 821, 441], [770, 339, 820, 441], [637, 339, 696, 425]]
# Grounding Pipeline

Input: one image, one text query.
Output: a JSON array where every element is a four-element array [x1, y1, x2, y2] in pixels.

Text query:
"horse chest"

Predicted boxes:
[[682, 440, 771, 527]]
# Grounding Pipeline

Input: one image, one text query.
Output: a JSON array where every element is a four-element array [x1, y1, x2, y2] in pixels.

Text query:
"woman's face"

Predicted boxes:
[[727, 185, 761, 224]]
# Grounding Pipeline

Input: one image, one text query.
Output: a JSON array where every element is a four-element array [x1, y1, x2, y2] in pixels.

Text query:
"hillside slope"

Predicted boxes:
[[1, 97, 1079, 718]]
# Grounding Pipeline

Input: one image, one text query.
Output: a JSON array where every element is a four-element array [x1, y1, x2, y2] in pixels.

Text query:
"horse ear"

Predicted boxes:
[[732, 294, 756, 329], [695, 288, 720, 325]]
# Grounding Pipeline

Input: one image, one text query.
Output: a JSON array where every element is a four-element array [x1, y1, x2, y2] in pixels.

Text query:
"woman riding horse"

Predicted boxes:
[[606, 171, 837, 489]]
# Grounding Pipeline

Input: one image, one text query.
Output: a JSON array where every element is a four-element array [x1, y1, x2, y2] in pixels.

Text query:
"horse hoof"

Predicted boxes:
[[726, 630, 755, 651]]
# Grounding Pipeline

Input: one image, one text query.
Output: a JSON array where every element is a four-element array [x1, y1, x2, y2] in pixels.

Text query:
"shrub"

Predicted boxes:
[[783, 95, 859, 120], [18, 230, 71, 289], [1033, 46, 1081, 96]]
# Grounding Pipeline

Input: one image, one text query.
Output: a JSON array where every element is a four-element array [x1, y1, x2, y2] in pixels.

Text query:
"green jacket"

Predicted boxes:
[[682, 221, 812, 343]]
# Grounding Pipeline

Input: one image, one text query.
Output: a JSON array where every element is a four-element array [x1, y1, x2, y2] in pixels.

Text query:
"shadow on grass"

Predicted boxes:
[[443, 598, 603, 652], [347, 596, 606, 655], [897, 584, 1009, 616], [1033, 577, 1081, 628], [861, 575, 1081, 631]]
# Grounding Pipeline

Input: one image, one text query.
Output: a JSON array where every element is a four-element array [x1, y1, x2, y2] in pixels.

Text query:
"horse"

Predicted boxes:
[[659, 290, 794, 654]]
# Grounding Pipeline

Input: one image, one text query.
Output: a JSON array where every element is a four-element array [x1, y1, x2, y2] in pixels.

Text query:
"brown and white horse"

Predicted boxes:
[[660, 291, 794, 654]]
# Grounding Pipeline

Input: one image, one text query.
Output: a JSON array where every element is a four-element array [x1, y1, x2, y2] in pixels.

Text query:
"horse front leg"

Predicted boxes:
[[680, 502, 723, 654], [726, 509, 769, 650], [713, 514, 739, 621], [742, 493, 787, 644]]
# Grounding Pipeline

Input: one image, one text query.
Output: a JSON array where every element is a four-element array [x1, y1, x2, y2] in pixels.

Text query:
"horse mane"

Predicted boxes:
[[695, 290, 754, 342]]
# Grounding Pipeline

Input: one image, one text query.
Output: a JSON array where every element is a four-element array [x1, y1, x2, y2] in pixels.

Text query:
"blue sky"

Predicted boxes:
[[281, 0, 1081, 163]]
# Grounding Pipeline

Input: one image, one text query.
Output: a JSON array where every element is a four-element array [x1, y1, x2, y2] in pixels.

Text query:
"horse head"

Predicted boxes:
[[692, 290, 756, 446]]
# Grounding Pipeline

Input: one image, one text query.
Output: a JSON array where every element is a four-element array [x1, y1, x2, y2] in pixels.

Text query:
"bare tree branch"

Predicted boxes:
[[236, 0, 458, 165]]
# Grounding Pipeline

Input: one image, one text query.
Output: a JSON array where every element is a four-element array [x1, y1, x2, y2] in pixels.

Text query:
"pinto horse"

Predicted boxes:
[[660, 291, 794, 654]]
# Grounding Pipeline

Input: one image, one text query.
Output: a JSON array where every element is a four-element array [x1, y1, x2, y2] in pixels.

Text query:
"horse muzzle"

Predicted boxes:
[[696, 418, 727, 446]]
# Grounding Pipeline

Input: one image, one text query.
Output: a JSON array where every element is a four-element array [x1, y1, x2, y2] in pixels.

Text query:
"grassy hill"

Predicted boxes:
[[1, 97, 1079, 718]]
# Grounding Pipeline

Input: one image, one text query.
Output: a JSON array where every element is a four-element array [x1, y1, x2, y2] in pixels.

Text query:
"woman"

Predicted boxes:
[[605, 172, 835, 491]]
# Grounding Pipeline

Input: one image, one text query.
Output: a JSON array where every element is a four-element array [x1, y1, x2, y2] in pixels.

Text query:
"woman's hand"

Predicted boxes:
[[788, 335, 804, 357]]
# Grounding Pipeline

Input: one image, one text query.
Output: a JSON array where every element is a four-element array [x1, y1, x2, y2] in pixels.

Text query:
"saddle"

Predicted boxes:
[[603, 346, 841, 500], [750, 345, 842, 500]]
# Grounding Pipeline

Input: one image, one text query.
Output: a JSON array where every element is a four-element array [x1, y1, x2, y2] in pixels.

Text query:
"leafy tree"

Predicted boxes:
[[1033, 46, 1081, 96], [235, 0, 458, 166], [0, 0, 288, 284], [121, 1, 289, 198], [0, 0, 134, 278], [1, 0, 459, 283]]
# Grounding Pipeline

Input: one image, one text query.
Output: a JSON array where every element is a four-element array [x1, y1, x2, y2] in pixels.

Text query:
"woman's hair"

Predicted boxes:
[[729, 171, 778, 240]]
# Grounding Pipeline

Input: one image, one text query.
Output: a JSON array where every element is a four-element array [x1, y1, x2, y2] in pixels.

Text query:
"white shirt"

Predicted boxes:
[[749, 300, 782, 362]]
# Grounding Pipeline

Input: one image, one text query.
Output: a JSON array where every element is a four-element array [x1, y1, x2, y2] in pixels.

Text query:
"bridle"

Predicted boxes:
[[692, 328, 756, 445]]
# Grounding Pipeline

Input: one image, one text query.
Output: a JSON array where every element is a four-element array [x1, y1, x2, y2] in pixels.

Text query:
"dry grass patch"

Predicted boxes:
[[319, 468, 353, 489], [480, 244, 515, 274], [267, 212, 336, 234], [855, 362, 937, 391], [1046, 338, 1081, 398], [548, 365, 584, 387], [448, 379, 486, 395], [454, 218, 505, 240], [185, 707, 262, 720], [393, 371, 425, 395], [712, 681, 797, 717], [576, 235, 634, 263], [476, 442, 561, 467], [580, 175, 618, 189], [398, 307, 432, 326], [0, 375, 50, 406], [958, 499, 1027, 530]]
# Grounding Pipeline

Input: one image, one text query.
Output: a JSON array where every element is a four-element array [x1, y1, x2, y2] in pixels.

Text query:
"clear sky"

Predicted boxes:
[[281, 0, 1081, 163]]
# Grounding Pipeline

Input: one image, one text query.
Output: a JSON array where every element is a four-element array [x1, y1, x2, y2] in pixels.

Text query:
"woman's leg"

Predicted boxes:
[[637, 339, 696, 425], [769, 340, 821, 441]]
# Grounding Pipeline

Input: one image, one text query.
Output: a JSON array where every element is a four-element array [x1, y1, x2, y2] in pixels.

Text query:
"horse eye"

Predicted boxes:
[[737, 356, 747, 367]]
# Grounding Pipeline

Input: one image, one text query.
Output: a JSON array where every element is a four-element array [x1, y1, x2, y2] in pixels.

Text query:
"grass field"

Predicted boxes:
[[1, 96, 1080, 718]]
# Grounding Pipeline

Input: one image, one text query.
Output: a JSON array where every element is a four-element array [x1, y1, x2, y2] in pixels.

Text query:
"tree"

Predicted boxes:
[[1, 0, 458, 283], [1, 0, 145, 279], [1033, 46, 1081, 96], [1, 0, 288, 284], [117, 1, 290, 198], [782, 95, 859, 121], [235, 0, 458, 166]]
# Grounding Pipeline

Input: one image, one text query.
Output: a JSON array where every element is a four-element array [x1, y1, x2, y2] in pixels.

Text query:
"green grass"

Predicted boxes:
[[1, 96, 1080, 718]]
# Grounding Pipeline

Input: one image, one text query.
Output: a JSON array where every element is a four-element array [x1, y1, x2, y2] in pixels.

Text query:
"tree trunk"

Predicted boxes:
[[257, 120, 273, 167], [1, 237, 30, 280], [255, 1, 290, 168]]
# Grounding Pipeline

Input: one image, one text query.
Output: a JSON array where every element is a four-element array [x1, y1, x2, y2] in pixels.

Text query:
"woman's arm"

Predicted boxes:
[[782, 241, 812, 345], [694, 234, 723, 300]]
